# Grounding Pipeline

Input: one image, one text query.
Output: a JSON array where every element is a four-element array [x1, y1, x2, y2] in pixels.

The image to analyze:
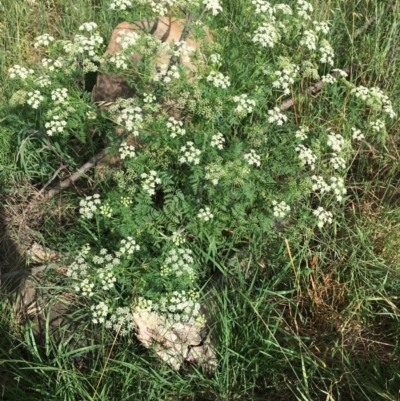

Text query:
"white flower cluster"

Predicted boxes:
[[34, 33, 55, 48], [143, 93, 156, 103], [252, 0, 273, 15], [370, 119, 385, 132], [210, 132, 225, 149], [42, 57, 64, 72], [67, 254, 90, 280], [252, 22, 280, 48], [135, 290, 203, 327], [319, 39, 334, 65], [161, 248, 195, 278], [26, 90, 44, 109], [64, 30, 104, 59], [243, 149, 261, 167], [153, 64, 180, 83], [321, 74, 336, 84], [93, 248, 121, 267], [271, 65, 299, 95], [322, 69, 348, 84], [79, 194, 101, 219], [311, 175, 330, 193], [209, 53, 221, 64], [97, 266, 117, 290], [205, 163, 224, 185], [51, 87, 68, 104], [79, 22, 98, 33], [233, 94, 256, 114], [296, 0, 313, 20], [91, 301, 109, 324], [110, 53, 128, 70], [75, 278, 95, 297], [110, 100, 143, 135], [351, 127, 364, 141], [311, 175, 346, 201], [141, 170, 161, 196], [197, 207, 214, 222], [119, 237, 140, 256], [313, 21, 330, 34], [203, 0, 222, 15], [330, 153, 346, 170], [206, 71, 231, 89], [351, 86, 396, 119], [329, 177, 347, 202], [275, 4, 293, 14], [327, 132, 345, 152], [179, 141, 201, 165], [295, 125, 309, 140], [166, 117, 186, 138], [116, 30, 139, 49], [36, 75, 52, 88], [171, 41, 194, 63], [109, 0, 132, 10], [313, 207, 333, 228], [159, 290, 202, 324], [268, 106, 288, 126], [8, 65, 34, 80], [295, 144, 316, 170], [272, 200, 290, 218], [119, 141, 136, 159], [44, 115, 67, 136], [105, 307, 135, 336], [300, 30, 318, 51]]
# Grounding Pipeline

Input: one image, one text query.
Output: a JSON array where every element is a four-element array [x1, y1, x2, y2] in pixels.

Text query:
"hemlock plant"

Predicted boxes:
[[6, 0, 396, 337]]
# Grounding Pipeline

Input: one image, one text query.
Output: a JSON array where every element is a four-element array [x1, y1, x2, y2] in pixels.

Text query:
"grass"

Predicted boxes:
[[1, 0, 400, 400]]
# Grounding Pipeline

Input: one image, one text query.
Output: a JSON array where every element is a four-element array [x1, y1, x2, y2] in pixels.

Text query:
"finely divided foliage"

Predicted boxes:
[[4, 0, 399, 396]]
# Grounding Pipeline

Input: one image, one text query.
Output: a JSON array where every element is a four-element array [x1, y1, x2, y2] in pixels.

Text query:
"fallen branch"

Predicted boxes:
[[45, 146, 111, 200]]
